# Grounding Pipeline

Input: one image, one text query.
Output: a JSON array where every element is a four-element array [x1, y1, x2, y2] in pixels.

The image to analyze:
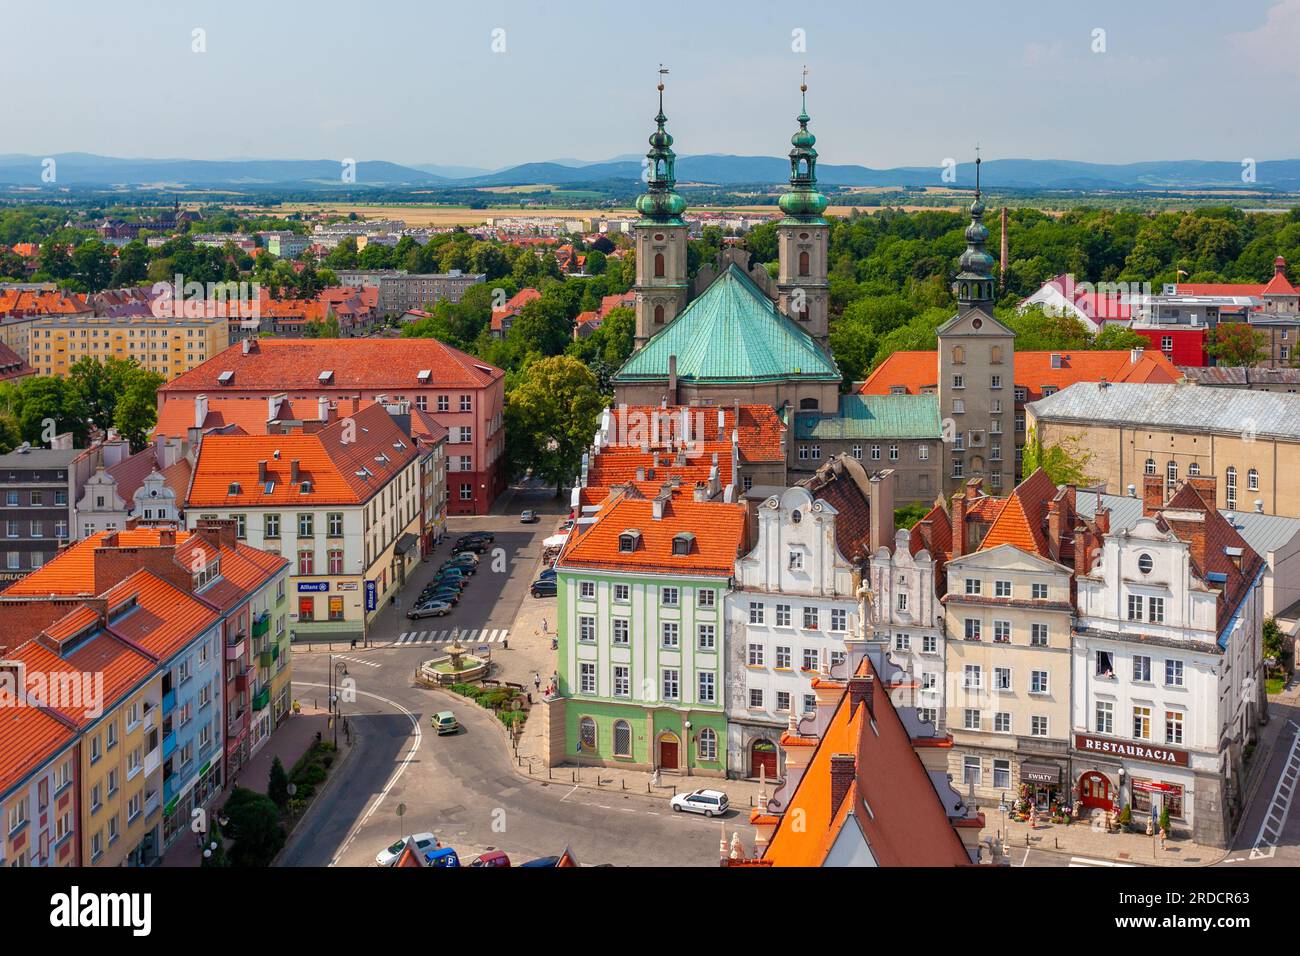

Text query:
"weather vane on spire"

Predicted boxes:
[[801, 64, 809, 92], [974, 143, 982, 197]]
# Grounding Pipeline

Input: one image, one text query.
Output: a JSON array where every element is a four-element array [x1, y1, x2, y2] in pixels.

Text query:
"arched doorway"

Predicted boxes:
[[657, 732, 680, 771], [751, 738, 778, 780], [1079, 771, 1115, 811]]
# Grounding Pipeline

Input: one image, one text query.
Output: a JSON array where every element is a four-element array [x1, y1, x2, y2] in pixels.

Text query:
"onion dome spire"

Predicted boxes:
[[953, 150, 995, 308], [779, 68, 828, 223], [635, 65, 687, 224]]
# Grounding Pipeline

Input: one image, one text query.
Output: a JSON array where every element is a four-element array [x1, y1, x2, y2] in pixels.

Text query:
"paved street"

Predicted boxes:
[[278, 495, 740, 867]]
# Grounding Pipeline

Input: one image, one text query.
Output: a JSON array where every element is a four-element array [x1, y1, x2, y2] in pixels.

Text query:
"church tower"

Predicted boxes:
[[633, 70, 689, 350], [776, 74, 830, 348], [952, 157, 997, 313]]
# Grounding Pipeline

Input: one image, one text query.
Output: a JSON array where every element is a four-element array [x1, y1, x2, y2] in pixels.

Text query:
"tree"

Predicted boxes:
[[1206, 323, 1267, 368], [71, 239, 115, 291], [201, 819, 229, 867], [113, 368, 165, 452], [504, 355, 604, 495], [1021, 425, 1096, 487], [1263, 617, 1287, 667], [1092, 324, 1149, 350], [267, 757, 290, 810], [222, 787, 286, 867]]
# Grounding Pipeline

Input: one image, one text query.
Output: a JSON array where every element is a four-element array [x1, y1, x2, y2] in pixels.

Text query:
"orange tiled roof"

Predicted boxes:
[[188, 401, 418, 507], [860, 349, 1181, 399], [154, 394, 326, 439], [161, 338, 504, 394], [0, 705, 75, 795], [0, 289, 89, 317], [5, 529, 192, 596], [105, 570, 220, 661], [12, 636, 152, 727], [559, 493, 746, 577], [979, 468, 1058, 556]]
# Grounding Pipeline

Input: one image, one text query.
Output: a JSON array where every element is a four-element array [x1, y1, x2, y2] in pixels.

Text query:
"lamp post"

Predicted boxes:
[[329, 657, 349, 749]]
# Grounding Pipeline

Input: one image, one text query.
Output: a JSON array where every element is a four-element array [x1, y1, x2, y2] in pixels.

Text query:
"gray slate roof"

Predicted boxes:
[[1027, 381, 1300, 442], [1075, 491, 1300, 557]]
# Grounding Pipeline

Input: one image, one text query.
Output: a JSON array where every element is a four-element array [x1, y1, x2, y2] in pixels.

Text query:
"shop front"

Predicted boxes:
[[1019, 760, 1065, 812], [1072, 732, 1192, 828]]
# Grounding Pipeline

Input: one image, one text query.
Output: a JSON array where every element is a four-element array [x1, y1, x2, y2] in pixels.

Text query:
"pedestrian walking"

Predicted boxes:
[[533, 672, 541, 691]]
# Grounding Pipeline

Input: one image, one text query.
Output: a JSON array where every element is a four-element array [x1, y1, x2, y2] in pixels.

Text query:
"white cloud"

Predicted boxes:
[[1228, 0, 1300, 71]]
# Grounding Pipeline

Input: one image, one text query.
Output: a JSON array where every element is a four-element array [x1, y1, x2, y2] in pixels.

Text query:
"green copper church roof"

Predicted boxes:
[[793, 393, 942, 440], [613, 263, 841, 384], [778, 82, 828, 224]]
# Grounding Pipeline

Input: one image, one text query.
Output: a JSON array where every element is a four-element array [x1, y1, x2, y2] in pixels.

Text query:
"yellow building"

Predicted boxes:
[[27, 313, 229, 380]]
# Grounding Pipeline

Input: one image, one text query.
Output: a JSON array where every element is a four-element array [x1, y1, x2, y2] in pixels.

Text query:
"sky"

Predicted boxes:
[[6, 0, 1300, 170]]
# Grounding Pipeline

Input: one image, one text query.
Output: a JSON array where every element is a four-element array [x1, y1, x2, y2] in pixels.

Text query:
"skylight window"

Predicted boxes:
[[262, 481, 275, 495], [228, 481, 241, 495], [217, 370, 234, 385], [318, 370, 334, 383]]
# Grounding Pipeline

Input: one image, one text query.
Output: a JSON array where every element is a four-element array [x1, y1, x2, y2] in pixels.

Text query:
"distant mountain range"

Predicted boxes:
[[2, 152, 1300, 193]]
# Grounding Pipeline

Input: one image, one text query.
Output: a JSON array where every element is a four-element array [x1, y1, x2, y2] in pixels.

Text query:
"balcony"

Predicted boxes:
[[161, 688, 176, 712], [143, 747, 160, 776], [252, 686, 271, 713], [225, 637, 246, 662], [162, 731, 177, 760], [258, 648, 273, 668], [251, 613, 270, 638]]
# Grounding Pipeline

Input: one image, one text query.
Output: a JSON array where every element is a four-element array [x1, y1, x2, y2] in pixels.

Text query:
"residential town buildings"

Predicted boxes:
[[27, 310, 230, 380], [0, 439, 97, 588]]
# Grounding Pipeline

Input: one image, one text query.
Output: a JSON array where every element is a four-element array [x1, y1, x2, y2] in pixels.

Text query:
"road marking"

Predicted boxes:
[[336, 656, 380, 668], [1069, 856, 1135, 867], [1250, 720, 1300, 860], [293, 681, 422, 867], [559, 785, 581, 802]]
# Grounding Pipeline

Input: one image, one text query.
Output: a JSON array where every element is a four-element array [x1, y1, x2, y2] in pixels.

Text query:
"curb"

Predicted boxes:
[[271, 723, 360, 867]]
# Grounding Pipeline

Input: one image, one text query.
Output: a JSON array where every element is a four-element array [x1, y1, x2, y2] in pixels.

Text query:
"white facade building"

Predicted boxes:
[[868, 526, 945, 721]]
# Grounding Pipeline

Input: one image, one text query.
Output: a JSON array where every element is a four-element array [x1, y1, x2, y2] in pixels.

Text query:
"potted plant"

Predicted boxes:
[[1159, 806, 1171, 840], [1117, 804, 1132, 832]]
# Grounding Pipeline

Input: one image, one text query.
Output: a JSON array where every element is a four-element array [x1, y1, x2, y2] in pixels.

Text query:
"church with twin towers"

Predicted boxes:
[[610, 74, 1004, 505]]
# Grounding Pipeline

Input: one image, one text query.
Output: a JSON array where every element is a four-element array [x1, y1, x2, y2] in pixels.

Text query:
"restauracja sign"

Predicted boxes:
[[1074, 733, 1189, 767]]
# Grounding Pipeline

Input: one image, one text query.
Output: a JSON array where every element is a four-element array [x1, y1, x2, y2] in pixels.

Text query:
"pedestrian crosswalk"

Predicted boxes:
[[392, 628, 510, 647], [1069, 856, 1135, 867], [336, 655, 382, 669]]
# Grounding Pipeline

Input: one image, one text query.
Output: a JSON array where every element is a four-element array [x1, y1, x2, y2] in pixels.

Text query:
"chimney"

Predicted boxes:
[[318, 396, 330, 422], [651, 495, 666, 520], [717, 408, 725, 436], [194, 394, 209, 429], [1187, 475, 1217, 508], [829, 754, 856, 816], [1276, 255, 1288, 277], [1096, 506, 1110, 536], [1047, 498, 1064, 554], [158, 527, 176, 547], [667, 354, 678, 405], [693, 481, 708, 503], [1142, 475, 1165, 516], [258, 460, 268, 483], [848, 674, 875, 716], [999, 206, 1009, 289], [951, 491, 967, 557], [290, 459, 300, 484], [267, 392, 286, 423], [868, 470, 895, 554], [242, 338, 251, 355], [635, 466, 645, 482], [1130, 346, 1144, 364], [1127, 483, 1137, 498], [1256, 499, 1265, 514]]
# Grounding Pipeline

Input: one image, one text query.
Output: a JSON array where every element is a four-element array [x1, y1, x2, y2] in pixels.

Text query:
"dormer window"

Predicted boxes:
[[227, 482, 241, 495], [671, 532, 695, 556], [318, 370, 334, 384], [619, 530, 642, 553]]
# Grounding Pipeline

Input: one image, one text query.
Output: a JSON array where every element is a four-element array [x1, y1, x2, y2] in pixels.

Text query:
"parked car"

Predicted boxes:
[[519, 855, 561, 867], [407, 600, 452, 619], [454, 532, 494, 547], [435, 578, 469, 593], [536, 567, 557, 580], [469, 850, 511, 867], [530, 578, 557, 598], [439, 560, 475, 575], [453, 540, 490, 555], [520, 509, 540, 523], [423, 847, 461, 867], [445, 552, 480, 566], [376, 832, 438, 866], [419, 589, 460, 606], [670, 789, 729, 818], [432, 711, 459, 735]]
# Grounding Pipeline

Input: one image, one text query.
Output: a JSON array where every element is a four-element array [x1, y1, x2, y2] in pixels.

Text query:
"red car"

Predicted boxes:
[[469, 850, 511, 867]]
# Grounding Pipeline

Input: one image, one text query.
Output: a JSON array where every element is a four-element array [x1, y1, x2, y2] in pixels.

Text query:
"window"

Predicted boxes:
[[613, 667, 629, 698], [1031, 623, 1048, 646], [994, 667, 1011, 691], [897, 591, 909, 612], [265, 513, 280, 538], [1162, 658, 1184, 687], [1134, 655, 1152, 682], [993, 759, 1011, 789], [922, 672, 937, 690], [1030, 716, 1049, 737], [1138, 553, 1153, 574], [579, 664, 596, 694], [964, 618, 981, 641], [894, 633, 911, 651], [578, 580, 596, 600], [1148, 597, 1165, 624], [328, 549, 343, 574], [830, 608, 847, 631], [993, 620, 1011, 643], [459, 394, 473, 413], [749, 688, 764, 709], [326, 512, 343, 537], [994, 712, 1011, 733], [698, 671, 716, 703], [1145, 459, 1156, 476], [922, 634, 937, 654], [619, 531, 640, 553], [697, 588, 715, 608], [613, 719, 631, 754], [1133, 706, 1152, 740], [994, 580, 1012, 598], [775, 604, 791, 627], [990, 374, 1003, 389], [749, 602, 765, 625], [774, 645, 792, 669], [748, 643, 765, 667], [1095, 700, 1115, 734], [802, 606, 819, 629], [1166, 460, 1178, 489], [805, 694, 819, 714], [1030, 670, 1049, 694], [889, 444, 899, 461], [965, 578, 981, 595], [1226, 466, 1237, 508], [952, 374, 965, 389], [1249, 468, 1259, 492], [1127, 594, 1144, 621], [661, 669, 679, 700], [919, 444, 929, 461], [297, 513, 313, 537], [776, 691, 791, 712], [613, 583, 630, 603], [962, 755, 981, 784], [698, 727, 718, 761], [298, 550, 314, 575], [1031, 582, 1048, 600], [612, 618, 629, 645], [578, 715, 596, 749], [851, 444, 862, 460], [661, 621, 679, 648], [1165, 710, 1184, 745], [328, 596, 344, 621], [578, 616, 596, 643], [1188, 462, 1200, 477], [964, 665, 982, 690], [803, 648, 819, 671], [697, 623, 715, 650]]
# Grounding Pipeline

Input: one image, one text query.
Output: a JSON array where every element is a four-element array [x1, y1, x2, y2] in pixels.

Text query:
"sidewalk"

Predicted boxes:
[[159, 705, 333, 867], [984, 814, 1222, 866]]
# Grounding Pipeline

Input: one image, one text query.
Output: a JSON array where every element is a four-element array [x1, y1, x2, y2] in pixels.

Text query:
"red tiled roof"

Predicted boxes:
[[161, 338, 504, 394], [979, 468, 1058, 556], [0, 705, 75, 796], [154, 394, 326, 439], [0, 342, 33, 382], [559, 493, 746, 577], [860, 350, 1181, 399], [104, 570, 220, 661]]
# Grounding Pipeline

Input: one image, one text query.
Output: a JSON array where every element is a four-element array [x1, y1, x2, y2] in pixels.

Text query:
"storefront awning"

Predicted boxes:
[[394, 532, 419, 555], [1020, 761, 1061, 784]]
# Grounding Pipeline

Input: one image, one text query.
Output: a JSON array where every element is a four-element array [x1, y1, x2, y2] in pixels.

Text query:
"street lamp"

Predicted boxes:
[[329, 657, 349, 749]]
